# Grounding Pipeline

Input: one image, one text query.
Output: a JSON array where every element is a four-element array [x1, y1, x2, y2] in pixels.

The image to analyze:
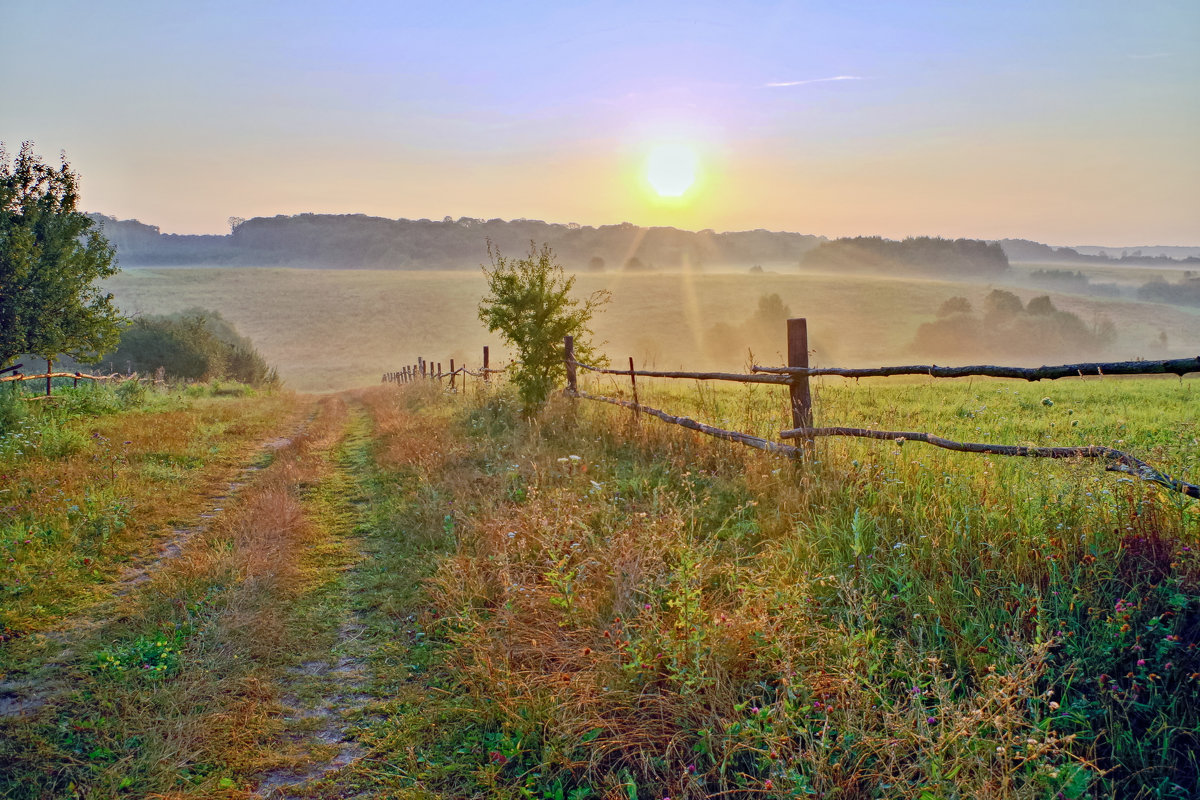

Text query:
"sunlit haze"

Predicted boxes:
[[2, 1, 1197, 246]]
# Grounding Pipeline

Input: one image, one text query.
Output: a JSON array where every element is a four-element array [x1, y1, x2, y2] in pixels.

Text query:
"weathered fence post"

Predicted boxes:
[[787, 318, 813, 431], [46, 358, 53, 397], [421, 359, 427, 379], [628, 357, 639, 408], [449, 359, 456, 391], [483, 346, 490, 384], [564, 336, 576, 394], [437, 362, 442, 382], [74, 371, 80, 388]]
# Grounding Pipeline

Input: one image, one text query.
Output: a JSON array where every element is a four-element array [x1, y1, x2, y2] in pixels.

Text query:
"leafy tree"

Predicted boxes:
[[1026, 295, 1056, 315], [105, 309, 277, 385], [478, 242, 609, 411], [983, 289, 1024, 317], [937, 296, 972, 317], [0, 142, 121, 366]]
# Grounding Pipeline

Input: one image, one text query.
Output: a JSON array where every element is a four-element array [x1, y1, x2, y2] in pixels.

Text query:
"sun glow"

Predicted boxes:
[[644, 143, 698, 198]]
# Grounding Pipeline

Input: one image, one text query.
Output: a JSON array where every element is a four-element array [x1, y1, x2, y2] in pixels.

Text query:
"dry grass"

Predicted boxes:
[[0, 390, 306, 643], [344, 380, 1195, 799], [0, 394, 357, 798]]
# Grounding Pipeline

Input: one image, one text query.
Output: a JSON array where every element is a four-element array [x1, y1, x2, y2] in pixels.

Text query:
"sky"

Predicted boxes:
[[3, 1, 1198, 246]]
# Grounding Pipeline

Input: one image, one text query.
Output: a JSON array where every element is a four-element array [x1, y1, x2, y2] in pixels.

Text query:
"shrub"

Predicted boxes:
[[478, 242, 609, 412], [104, 309, 277, 386]]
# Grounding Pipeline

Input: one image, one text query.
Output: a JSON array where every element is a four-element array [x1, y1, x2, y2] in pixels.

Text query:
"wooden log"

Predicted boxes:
[[778, 425, 1200, 499], [0, 363, 22, 377], [575, 390, 803, 459], [570, 359, 791, 385], [450, 359, 456, 391], [753, 356, 1200, 382], [483, 346, 490, 384], [787, 318, 812, 430]]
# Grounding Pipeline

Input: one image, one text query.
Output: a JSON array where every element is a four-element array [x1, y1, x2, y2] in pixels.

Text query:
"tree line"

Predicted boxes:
[[801, 236, 1010, 277], [90, 213, 826, 271]]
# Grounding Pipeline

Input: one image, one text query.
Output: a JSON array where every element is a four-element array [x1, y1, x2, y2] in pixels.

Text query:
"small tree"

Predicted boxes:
[[0, 142, 121, 366], [479, 242, 609, 411]]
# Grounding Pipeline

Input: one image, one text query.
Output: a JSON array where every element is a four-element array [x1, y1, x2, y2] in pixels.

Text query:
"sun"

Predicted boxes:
[[644, 143, 697, 198]]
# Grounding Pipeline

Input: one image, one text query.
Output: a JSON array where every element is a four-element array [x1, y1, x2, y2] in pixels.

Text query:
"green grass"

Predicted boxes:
[[2, 371, 1196, 798]]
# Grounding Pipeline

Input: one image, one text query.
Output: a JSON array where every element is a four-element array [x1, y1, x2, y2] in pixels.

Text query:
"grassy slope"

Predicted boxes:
[[0, 384, 306, 648], [3, 376, 1197, 799], [339, 379, 1198, 799], [102, 268, 1200, 392]]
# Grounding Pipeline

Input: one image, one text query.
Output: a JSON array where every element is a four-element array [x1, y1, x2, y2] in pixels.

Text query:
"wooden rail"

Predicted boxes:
[[0, 371, 122, 383], [563, 319, 1200, 499], [752, 356, 1200, 381], [779, 425, 1200, 499], [572, 390, 804, 459]]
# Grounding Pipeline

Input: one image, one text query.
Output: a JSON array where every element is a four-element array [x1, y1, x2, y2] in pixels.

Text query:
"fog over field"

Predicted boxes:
[[103, 266, 1200, 392]]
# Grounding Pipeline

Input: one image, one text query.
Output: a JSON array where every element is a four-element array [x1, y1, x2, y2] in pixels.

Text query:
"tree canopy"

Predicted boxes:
[[0, 142, 121, 365]]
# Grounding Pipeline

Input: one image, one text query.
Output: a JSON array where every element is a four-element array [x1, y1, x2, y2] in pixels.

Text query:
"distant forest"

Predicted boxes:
[[90, 214, 824, 271], [997, 238, 1200, 267], [802, 236, 1009, 276], [89, 212, 1198, 274]]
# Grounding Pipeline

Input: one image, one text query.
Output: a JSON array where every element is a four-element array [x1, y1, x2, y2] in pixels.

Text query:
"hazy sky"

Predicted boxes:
[[3, 1, 1197, 245]]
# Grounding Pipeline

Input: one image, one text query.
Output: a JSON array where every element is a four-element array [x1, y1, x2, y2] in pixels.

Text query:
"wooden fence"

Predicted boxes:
[[1, 359, 142, 399], [380, 346, 504, 391], [562, 318, 1200, 499]]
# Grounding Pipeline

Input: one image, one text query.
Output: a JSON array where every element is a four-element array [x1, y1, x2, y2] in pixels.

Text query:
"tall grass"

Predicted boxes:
[[375, 375, 1198, 799]]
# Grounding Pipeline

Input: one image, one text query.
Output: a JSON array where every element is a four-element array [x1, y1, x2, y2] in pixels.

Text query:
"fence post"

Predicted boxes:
[[46, 358, 53, 397], [564, 336, 576, 394], [437, 362, 442, 382], [421, 359, 426, 379], [483, 346, 490, 384], [628, 356, 639, 408], [787, 318, 813, 431], [449, 359, 456, 391]]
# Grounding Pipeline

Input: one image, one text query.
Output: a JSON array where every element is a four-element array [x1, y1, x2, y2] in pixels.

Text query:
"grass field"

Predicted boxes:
[[102, 267, 1200, 392], [1, 370, 1197, 798]]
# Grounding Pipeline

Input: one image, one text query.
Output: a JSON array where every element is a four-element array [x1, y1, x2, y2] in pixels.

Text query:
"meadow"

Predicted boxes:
[[1, 363, 1197, 798], [101, 266, 1200, 392]]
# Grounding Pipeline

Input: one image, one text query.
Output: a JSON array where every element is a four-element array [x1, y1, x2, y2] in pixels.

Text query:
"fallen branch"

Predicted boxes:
[[571, 359, 790, 386], [779, 425, 1199, 499], [573, 390, 804, 459], [753, 356, 1200, 381]]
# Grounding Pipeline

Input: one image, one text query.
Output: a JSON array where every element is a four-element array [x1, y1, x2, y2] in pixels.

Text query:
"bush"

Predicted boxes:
[[478, 242, 609, 412], [103, 309, 277, 386], [914, 292, 1117, 361]]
